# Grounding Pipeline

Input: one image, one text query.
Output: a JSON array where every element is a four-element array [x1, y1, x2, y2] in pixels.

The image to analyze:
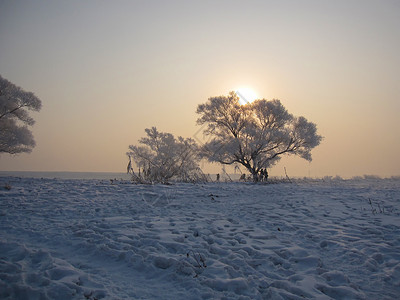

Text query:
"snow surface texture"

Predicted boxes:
[[1, 177, 399, 299]]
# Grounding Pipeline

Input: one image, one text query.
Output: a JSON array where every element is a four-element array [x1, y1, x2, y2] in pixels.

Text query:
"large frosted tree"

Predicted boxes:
[[196, 91, 322, 179], [0, 75, 42, 154]]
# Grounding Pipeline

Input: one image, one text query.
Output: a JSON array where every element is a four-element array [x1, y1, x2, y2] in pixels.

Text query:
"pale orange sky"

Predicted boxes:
[[1, 0, 399, 178]]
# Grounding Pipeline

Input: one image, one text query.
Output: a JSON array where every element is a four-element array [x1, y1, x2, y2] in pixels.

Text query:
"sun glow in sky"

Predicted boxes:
[[236, 88, 258, 105], [0, 0, 399, 178]]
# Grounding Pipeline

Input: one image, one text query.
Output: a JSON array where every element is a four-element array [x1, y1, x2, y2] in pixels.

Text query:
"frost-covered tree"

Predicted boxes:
[[127, 127, 205, 183], [196, 91, 322, 180], [0, 75, 42, 154]]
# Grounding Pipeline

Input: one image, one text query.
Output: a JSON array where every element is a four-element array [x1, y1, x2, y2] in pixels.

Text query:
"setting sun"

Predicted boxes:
[[235, 88, 258, 105]]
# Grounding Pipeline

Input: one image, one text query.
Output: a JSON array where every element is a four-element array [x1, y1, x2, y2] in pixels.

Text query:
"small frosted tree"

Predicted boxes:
[[196, 91, 322, 180], [127, 127, 205, 183], [0, 75, 42, 154]]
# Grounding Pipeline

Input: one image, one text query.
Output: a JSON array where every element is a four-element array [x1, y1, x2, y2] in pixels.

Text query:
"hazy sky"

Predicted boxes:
[[1, 0, 399, 178]]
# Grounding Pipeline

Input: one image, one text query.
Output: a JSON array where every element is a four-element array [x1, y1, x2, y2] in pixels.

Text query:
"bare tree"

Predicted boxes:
[[0, 75, 42, 154], [196, 91, 322, 180]]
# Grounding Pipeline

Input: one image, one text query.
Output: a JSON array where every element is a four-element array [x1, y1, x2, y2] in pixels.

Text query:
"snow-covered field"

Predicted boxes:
[[1, 177, 399, 299]]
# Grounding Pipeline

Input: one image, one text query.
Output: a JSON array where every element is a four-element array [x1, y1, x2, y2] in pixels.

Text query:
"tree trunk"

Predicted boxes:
[[252, 173, 258, 182], [248, 166, 258, 182]]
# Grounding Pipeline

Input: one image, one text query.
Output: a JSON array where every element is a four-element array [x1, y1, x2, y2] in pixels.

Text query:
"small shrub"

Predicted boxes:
[[127, 127, 207, 184]]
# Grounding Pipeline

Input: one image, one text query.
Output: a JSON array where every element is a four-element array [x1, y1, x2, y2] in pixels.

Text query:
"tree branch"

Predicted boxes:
[[0, 104, 27, 120]]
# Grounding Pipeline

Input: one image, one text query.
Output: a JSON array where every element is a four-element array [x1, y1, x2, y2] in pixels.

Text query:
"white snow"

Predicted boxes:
[[1, 177, 399, 299]]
